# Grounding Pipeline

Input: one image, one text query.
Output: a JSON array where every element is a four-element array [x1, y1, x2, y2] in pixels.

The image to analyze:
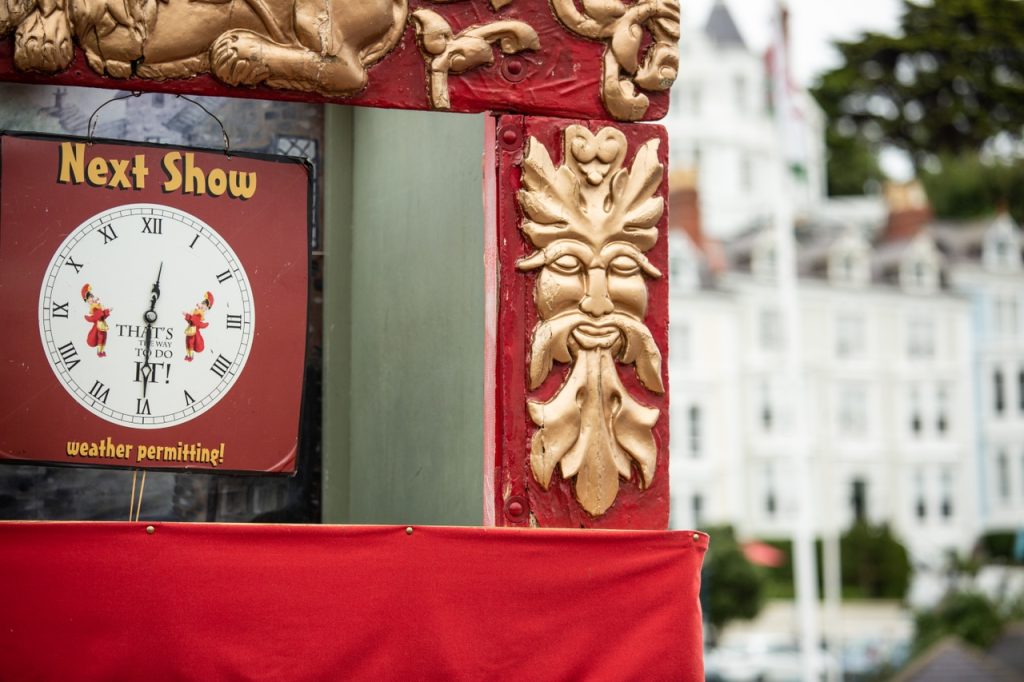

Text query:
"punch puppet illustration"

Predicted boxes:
[[183, 291, 212, 362], [82, 284, 111, 357]]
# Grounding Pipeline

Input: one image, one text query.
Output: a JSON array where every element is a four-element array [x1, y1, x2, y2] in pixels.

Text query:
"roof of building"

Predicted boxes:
[[704, 0, 747, 50], [989, 623, 1024, 677], [892, 636, 1023, 682]]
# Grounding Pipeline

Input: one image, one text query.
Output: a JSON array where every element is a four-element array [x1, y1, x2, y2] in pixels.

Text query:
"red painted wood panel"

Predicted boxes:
[[486, 115, 670, 529]]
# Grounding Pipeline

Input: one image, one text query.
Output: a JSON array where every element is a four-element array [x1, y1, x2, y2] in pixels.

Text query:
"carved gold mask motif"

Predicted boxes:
[[517, 125, 665, 516]]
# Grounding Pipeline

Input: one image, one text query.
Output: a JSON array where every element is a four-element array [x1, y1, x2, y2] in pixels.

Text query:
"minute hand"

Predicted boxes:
[[140, 263, 163, 399]]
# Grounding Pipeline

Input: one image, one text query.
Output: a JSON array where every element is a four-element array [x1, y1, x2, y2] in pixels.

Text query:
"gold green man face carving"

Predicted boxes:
[[517, 125, 665, 516]]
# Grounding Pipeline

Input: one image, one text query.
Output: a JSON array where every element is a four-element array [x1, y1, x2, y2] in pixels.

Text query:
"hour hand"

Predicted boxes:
[[140, 361, 154, 398]]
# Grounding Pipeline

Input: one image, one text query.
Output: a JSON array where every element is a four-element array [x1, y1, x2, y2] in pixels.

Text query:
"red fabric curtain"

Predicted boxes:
[[0, 522, 706, 681]]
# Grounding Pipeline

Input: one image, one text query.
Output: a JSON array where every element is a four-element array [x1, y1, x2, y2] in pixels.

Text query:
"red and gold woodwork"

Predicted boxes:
[[0, 1, 704, 678], [0, 0, 678, 122], [486, 116, 670, 529]]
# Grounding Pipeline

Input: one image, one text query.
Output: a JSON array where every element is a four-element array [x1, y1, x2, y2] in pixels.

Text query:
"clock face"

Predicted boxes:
[[38, 203, 255, 429]]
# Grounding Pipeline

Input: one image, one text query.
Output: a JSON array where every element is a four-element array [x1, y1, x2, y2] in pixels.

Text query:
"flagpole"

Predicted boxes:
[[769, 4, 822, 681]]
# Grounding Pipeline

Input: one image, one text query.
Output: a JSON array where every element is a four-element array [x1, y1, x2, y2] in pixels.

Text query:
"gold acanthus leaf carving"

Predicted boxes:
[[517, 125, 665, 516], [549, 0, 680, 121], [412, 9, 539, 110]]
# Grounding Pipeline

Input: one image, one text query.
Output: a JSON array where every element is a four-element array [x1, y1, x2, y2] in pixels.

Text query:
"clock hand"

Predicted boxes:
[[140, 262, 163, 399]]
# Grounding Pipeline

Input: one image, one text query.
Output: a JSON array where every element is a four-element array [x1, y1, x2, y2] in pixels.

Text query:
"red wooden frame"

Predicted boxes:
[[485, 115, 670, 529], [0, 0, 670, 122]]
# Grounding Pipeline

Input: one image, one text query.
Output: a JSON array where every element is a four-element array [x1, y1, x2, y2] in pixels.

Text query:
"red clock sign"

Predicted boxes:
[[0, 132, 310, 473]]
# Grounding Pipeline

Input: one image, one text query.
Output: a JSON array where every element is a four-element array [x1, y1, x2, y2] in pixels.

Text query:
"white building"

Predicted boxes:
[[667, 0, 827, 239], [668, 218, 980, 569], [939, 214, 1024, 534]]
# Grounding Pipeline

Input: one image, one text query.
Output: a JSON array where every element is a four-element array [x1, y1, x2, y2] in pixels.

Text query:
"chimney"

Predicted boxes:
[[668, 169, 704, 250], [880, 180, 932, 242]]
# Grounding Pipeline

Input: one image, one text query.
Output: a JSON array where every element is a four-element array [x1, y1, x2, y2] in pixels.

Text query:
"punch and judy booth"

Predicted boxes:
[[0, 0, 706, 678]]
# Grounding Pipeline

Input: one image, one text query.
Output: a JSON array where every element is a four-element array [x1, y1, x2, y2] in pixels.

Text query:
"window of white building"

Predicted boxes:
[[907, 316, 935, 359], [914, 469, 927, 521], [936, 384, 950, 436], [982, 216, 1022, 272], [739, 154, 753, 194], [1019, 368, 1024, 414], [940, 468, 954, 521], [760, 308, 783, 351], [909, 385, 923, 437], [902, 257, 939, 293], [994, 368, 1006, 416], [838, 383, 868, 438], [850, 477, 868, 523], [993, 295, 1019, 337], [836, 313, 865, 359], [752, 240, 777, 280], [994, 237, 1011, 266], [688, 405, 702, 457], [734, 74, 746, 112], [760, 380, 774, 432], [828, 239, 870, 287], [997, 451, 1011, 503], [764, 462, 777, 517], [672, 322, 691, 366], [668, 238, 699, 294], [692, 493, 704, 528]]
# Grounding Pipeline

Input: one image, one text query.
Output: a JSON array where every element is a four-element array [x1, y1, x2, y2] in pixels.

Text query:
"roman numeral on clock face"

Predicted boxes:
[[225, 314, 243, 330], [210, 354, 233, 378], [141, 217, 162, 234], [64, 257, 84, 274], [136, 398, 151, 415], [184, 390, 196, 406], [57, 341, 80, 371], [216, 270, 233, 283], [98, 224, 118, 244], [51, 301, 69, 318], [89, 380, 110, 404]]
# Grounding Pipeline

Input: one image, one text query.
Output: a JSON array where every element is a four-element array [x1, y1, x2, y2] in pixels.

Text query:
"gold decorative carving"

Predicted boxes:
[[517, 125, 665, 516], [0, 0, 410, 95], [549, 0, 679, 121], [412, 9, 539, 109]]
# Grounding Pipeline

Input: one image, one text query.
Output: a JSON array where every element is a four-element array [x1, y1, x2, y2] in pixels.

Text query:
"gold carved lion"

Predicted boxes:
[[0, 0, 408, 95]]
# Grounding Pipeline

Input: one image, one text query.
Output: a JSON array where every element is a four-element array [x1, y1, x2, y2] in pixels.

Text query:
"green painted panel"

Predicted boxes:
[[322, 106, 484, 525]]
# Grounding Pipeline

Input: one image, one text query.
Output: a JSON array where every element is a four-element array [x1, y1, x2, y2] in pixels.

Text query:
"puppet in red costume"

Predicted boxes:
[[82, 284, 112, 357], [183, 291, 213, 362]]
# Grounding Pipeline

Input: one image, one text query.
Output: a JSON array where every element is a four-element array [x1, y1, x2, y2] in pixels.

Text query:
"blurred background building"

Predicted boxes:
[[668, 0, 1024, 678]]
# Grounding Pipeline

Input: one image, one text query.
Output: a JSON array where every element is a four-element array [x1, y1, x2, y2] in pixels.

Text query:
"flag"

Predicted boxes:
[[766, 1, 809, 182]]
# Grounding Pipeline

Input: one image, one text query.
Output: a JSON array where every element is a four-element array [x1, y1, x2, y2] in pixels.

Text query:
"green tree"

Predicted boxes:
[[813, 0, 1024, 175], [921, 153, 1024, 222], [841, 522, 912, 599], [702, 526, 766, 634], [913, 592, 1005, 653], [824, 127, 885, 196]]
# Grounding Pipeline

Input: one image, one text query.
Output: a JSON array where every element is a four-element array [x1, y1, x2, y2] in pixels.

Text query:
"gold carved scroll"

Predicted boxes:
[[550, 0, 680, 121]]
